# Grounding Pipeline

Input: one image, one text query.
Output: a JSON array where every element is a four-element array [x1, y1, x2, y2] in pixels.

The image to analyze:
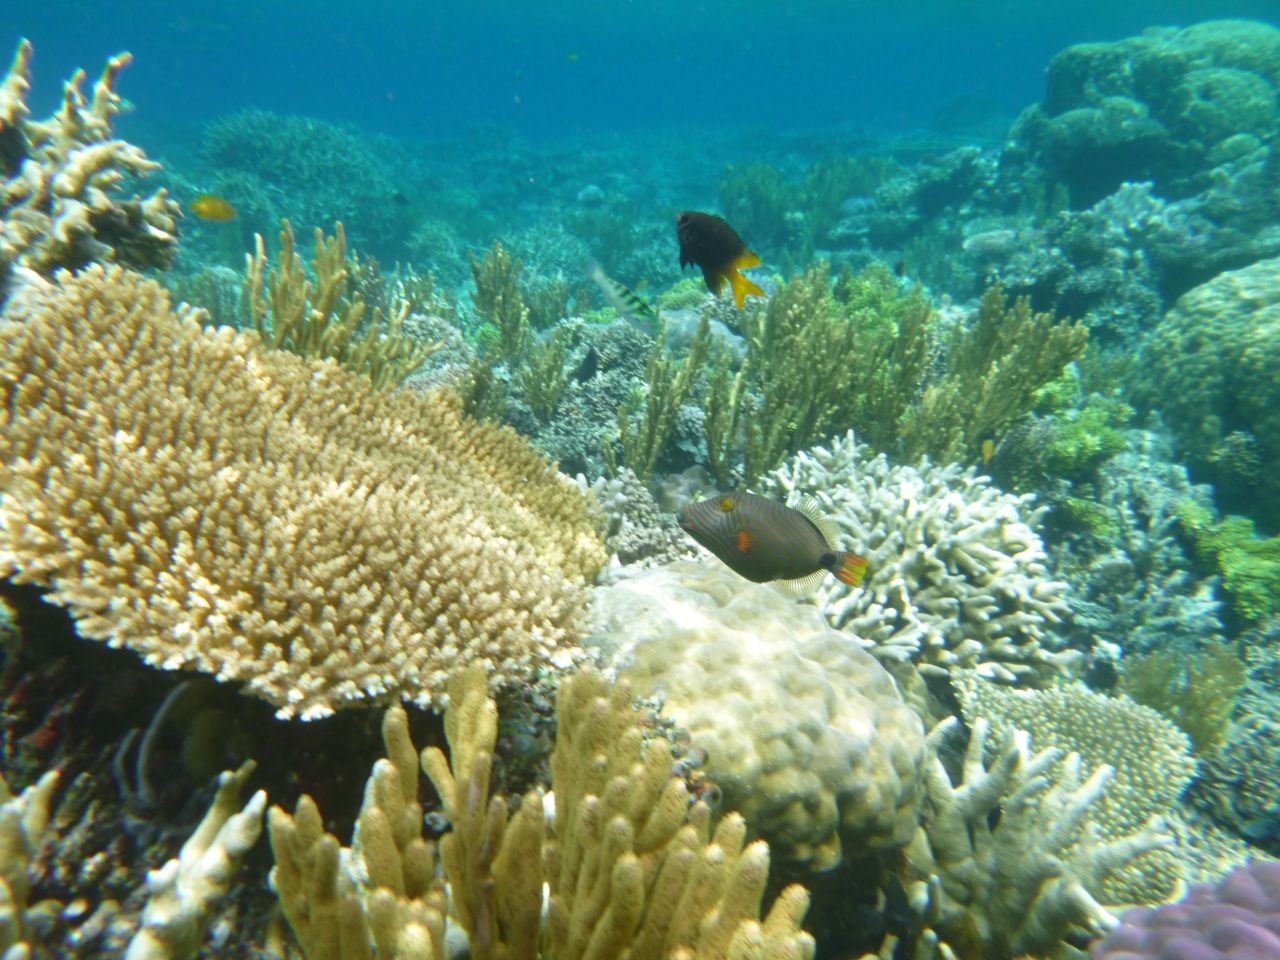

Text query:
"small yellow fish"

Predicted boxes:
[[980, 438, 996, 465], [190, 194, 236, 222]]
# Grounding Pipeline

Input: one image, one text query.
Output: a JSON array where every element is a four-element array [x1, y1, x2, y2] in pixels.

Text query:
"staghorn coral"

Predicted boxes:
[[0, 265, 606, 719], [1088, 859, 1280, 960], [954, 673, 1196, 905], [587, 561, 926, 872], [765, 432, 1077, 684], [0, 40, 179, 294], [901, 717, 1172, 960], [269, 666, 815, 959]]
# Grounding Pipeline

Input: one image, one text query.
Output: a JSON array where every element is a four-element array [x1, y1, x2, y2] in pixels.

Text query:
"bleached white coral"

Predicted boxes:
[[902, 717, 1170, 959], [764, 431, 1077, 683], [0, 39, 180, 284]]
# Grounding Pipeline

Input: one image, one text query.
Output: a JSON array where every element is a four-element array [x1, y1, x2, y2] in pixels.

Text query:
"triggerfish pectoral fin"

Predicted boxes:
[[728, 257, 765, 309], [832, 551, 869, 587]]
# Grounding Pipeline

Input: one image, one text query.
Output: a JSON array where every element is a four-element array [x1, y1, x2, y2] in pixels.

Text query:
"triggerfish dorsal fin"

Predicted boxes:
[[791, 495, 840, 547]]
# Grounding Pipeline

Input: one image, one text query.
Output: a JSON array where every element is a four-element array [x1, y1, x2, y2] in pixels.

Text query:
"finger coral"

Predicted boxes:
[[0, 265, 607, 719]]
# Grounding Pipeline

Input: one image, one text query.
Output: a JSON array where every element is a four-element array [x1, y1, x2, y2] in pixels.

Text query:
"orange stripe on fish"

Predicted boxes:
[[736, 529, 753, 553]]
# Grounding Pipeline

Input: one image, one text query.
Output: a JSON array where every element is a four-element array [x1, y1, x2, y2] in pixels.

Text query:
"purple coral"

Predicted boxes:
[[1090, 860, 1280, 960]]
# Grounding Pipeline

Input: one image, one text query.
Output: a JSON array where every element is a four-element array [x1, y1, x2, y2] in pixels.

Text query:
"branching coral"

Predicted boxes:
[[269, 667, 816, 959], [0, 769, 59, 957], [607, 312, 711, 484], [902, 284, 1088, 465], [0, 265, 606, 718], [953, 673, 1196, 905], [244, 219, 440, 390], [900, 717, 1171, 960], [469, 241, 531, 365], [0, 39, 180, 290], [125, 762, 265, 960], [765, 432, 1076, 683], [703, 263, 932, 486]]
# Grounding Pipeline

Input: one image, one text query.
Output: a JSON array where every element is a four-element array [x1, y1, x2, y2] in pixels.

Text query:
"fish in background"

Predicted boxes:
[[189, 194, 237, 221], [587, 261, 661, 335], [675, 211, 765, 309], [678, 491, 868, 595]]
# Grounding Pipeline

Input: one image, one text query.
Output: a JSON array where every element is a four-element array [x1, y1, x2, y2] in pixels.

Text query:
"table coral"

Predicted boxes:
[[588, 561, 925, 872], [765, 431, 1077, 684], [0, 265, 606, 719], [0, 40, 180, 293]]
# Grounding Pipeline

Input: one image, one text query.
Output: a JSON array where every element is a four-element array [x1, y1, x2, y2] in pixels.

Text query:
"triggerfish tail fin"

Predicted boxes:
[[832, 551, 869, 587], [728, 266, 765, 309]]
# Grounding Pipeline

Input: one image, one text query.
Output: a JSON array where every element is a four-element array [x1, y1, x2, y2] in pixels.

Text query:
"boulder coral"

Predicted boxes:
[[1139, 255, 1280, 530], [588, 561, 925, 872]]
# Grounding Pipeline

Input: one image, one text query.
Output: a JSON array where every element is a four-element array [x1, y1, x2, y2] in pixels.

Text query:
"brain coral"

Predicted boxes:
[[1090, 859, 1280, 960], [588, 560, 925, 872], [1140, 255, 1280, 530], [765, 431, 1077, 684], [0, 266, 606, 719]]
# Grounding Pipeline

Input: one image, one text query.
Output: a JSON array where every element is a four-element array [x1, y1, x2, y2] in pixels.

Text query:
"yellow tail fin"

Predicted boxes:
[[833, 552, 869, 587], [728, 269, 765, 309]]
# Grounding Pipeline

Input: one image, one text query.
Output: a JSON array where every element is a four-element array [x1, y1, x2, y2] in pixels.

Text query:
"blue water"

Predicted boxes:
[[16, 0, 1280, 137]]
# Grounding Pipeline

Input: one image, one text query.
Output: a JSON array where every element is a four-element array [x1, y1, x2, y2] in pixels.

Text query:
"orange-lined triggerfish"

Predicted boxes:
[[675, 211, 765, 309], [189, 194, 237, 221], [678, 491, 868, 596]]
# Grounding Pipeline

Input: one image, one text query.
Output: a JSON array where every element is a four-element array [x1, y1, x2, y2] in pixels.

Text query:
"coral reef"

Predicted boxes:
[[269, 667, 816, 958], [1088, 859, 1280, 960], [587, 561, 926, 872], [1139, 255, 1280, 529], [199, 109, 411, 260], [954, 673, 1196, 904], [1048, 429, 1226, 658], [899, 717, 1171, 960], [0, 265, 605, 719], [583, 468, 693, 569], [1006, 19, 1280, 206], [0, 40, 180, 299], [764, 432, 1077, 683]]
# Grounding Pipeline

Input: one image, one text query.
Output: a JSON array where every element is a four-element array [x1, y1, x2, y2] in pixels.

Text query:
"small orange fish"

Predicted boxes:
[[678, 491, 867, 595], [190, 194, 236, 222], [675, 211, 764, 309]]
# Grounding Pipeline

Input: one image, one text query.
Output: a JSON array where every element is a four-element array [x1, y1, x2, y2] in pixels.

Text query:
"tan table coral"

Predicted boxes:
[[0, 266, 606, 719]]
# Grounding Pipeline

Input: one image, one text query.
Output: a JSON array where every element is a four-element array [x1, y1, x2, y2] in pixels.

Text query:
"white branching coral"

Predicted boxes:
[[900, 717, 1170, 960], [764, 431, 1077, 683], [953, 673, 1196, 904], [0, 40, 180, 283]]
